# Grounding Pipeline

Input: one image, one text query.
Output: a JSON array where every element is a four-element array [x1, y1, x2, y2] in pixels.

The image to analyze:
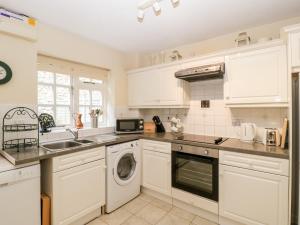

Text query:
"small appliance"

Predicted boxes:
[[240, 123, 256, 142], [262, 128, 281, 146], [152, 116, 165, 133], [106, 141, 141, 212], [175, 63, 225, 82], [171, 135, 227, 202], [115, 118, 144, 134]]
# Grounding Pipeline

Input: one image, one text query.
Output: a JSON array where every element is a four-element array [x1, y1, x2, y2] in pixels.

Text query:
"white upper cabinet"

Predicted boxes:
[[128, 65, 190, 108], [291, 31, 300, 68], [224, 45, 288, 106]]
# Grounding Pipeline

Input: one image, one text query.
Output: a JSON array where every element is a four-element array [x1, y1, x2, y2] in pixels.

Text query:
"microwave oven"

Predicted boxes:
[[115, 118, 144, 134]]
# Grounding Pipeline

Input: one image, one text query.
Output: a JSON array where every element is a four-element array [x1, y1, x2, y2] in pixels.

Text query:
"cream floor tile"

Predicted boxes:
[[169, 207, 196, 222], [121, 215, 150, 225], [100, 207, 132, 225], [87, 218, 108, 225], [138, 193, 156, 203], [156, 213, 191, 225], [124, 196, 149, 214], [150, 198, 173, 212], [136, 204, 168, 225], [192, 216, 218, 225]]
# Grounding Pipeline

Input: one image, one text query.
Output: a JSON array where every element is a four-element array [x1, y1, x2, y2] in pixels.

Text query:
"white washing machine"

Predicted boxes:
[[106, 140, 141, 213]]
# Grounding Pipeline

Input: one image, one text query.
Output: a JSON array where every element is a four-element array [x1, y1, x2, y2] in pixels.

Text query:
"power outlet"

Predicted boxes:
[[201, 100, 210, 108]]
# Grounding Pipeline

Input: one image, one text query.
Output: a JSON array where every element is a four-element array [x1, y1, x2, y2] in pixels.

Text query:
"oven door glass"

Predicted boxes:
[[172, 151, 218, 201]]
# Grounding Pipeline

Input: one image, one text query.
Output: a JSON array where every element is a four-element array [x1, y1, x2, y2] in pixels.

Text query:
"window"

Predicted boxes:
[[38, 71, 72, 126], [37, 55, 108, 128], [78, 77, 105, 125]]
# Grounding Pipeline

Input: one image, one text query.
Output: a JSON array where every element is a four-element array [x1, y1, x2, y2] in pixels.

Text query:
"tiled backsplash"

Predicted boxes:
[[140, 80, 288, 142]]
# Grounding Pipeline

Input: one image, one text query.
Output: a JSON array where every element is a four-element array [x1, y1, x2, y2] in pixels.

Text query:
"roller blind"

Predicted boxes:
[[37, 55, 109, 80]]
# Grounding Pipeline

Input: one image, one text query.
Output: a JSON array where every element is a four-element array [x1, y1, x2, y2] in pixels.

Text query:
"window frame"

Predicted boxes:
[[37, 71, 74, 127], [74, 77, 107, 127]]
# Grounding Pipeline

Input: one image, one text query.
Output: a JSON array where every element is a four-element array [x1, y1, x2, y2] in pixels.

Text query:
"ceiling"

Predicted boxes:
[[1, 0, 300, 53]]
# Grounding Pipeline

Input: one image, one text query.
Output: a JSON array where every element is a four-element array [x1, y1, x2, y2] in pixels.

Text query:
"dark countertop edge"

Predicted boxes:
[[140, 136, 289, 160], [1, 134, 289, 166]]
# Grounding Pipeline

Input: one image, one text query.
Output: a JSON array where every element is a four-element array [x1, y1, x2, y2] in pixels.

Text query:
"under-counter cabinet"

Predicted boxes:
[[291, 31, 300, 67], [142, 140, 172, 196], [128, 65, 190, 108], [224, 45, 288, 106], [219, 151, 289, 225], [42, 147, 106, 225]]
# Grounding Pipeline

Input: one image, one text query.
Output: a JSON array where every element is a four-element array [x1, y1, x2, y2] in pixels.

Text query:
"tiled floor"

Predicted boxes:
[[87, 193, 217, 225]]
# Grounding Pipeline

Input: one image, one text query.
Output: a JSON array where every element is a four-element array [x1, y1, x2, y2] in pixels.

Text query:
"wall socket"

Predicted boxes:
[[201, 100, 210, 108]]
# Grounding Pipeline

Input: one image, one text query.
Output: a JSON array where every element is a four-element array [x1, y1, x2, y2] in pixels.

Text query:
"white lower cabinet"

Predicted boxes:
[[142, 140, 171, 196], [219, 152, 289, 225], [42, 147, 106, 225]]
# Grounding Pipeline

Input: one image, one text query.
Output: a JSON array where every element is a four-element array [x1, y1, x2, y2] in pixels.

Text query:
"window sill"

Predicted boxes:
[[40, 126, 115, 143]]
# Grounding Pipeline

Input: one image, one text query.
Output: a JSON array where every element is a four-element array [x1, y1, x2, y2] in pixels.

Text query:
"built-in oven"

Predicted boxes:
[[172, 143, 219, 201], [115, 118, 144, 134]]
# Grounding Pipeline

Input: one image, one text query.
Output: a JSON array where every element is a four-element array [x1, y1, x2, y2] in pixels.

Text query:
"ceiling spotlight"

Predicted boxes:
[[171, 0, 180, 7], [137, 9, 145, 21], [152, 2, 161, 13]]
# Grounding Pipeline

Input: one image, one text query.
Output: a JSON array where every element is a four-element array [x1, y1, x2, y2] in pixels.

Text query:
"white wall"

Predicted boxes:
[[37, 23, 128, 108], [0, 22, 129, 126], [129, 16, 300, 69], [0, 33, 37, 104]]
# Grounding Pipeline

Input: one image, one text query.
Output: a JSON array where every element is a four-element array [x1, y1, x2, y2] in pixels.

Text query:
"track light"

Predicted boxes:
[[137, 0, 179, 22], [137, 9, 145, 21], [171, 0, 180, 7], [152, 2, 161, 14]]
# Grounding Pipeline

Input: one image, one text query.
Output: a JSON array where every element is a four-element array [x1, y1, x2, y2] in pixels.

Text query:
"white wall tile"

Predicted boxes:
[[139, 80, 287, 141]]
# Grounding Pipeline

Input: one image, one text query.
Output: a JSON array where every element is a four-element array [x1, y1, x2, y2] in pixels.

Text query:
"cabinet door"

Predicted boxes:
[[219, 165, 288, 225], [52, 160, 106, 225], [291, 32, 300, 67], [224, 46, 288, 105], [142, 149, 171, 196], [157, 65, 182, 105], [143, 70, 161, 105], [128, 72, 145, 106], [128, 70, 160, 106]]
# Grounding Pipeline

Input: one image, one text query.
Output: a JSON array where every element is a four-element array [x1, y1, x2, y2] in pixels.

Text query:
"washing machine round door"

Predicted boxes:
[[113, 149, 137, 186]]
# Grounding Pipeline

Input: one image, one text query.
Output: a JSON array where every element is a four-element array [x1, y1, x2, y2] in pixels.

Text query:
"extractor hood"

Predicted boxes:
[[175, 63, 225, 82]]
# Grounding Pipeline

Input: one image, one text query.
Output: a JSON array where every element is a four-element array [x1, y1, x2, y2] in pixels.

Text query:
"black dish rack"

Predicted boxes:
[[2, 107, 39, 151]]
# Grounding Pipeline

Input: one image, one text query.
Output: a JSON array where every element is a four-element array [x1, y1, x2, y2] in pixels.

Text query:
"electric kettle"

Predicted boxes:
[[240, 123, 256, 142]]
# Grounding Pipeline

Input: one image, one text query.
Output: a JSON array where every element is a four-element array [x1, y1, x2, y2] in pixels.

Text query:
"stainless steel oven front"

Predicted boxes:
[[172, 143, 219, 201]]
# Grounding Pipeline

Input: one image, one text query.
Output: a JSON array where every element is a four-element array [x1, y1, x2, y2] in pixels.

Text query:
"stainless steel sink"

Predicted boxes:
[[75, 139, 94, 144], [42, 141, 82, 150]]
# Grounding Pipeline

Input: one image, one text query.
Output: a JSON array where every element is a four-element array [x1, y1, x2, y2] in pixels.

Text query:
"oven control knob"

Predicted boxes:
[[204, 150, 209, 155], [139, 125, 143, 129], [140, 120, 144, 124], [179, 146, 183, 151]]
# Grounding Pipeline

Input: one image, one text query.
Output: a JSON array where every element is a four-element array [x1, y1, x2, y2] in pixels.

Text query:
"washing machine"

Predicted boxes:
[[106, 140, 141, 213]]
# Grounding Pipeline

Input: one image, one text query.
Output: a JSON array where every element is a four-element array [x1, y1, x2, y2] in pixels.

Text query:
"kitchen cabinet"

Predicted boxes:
[[142, 140, 172, 196], [291, 31, 300, 67], [128, 65, 190, 108], [42, 147, 106, 225], [224, 45, 288, 106], [219, 151, 289, 225]]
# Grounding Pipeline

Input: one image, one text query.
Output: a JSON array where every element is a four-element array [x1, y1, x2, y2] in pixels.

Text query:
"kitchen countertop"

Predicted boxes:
[[0, 132, 289, 165]]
